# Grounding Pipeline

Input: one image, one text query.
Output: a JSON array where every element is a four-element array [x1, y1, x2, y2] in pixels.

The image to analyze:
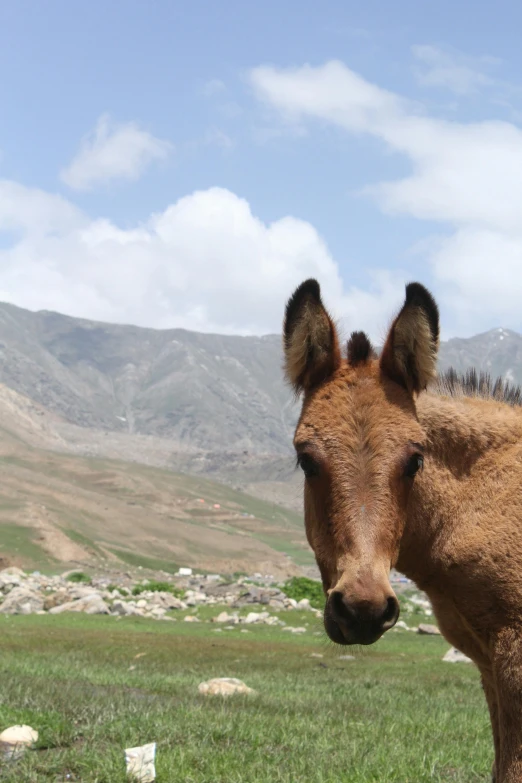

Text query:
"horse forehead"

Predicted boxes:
[[301, 375, 383, 423]]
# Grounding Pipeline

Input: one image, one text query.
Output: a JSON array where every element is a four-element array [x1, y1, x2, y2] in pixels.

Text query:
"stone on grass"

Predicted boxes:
[[0, 588, 44, 615], [394, 620, 415, 632], [417, 623, 441, 636], [0, 725, 38, 761], [443, 647, 472, 664], [212, 611, 236, 623], [125, 741, 156, 782], [184, 615, 199, 622], [198, 678, 254, 697], [339, 655, 356, 661]]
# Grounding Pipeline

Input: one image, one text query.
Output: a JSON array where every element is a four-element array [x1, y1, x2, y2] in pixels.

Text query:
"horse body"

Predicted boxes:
[[283, 279, 522, 781]]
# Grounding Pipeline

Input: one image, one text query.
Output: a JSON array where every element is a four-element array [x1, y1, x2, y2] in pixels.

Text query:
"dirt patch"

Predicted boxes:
[[17, 502, 92, 563]]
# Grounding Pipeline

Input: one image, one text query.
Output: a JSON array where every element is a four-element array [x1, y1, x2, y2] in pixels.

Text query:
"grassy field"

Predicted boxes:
[[0, 609, 492, 782]]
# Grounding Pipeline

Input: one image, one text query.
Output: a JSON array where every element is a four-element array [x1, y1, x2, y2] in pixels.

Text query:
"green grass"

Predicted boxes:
[[0, 524, 55, 570], [65, 572, 92, 584], [282, 576, 326, 609], [0, 612, 492, 782], [131, 581, 184, 598]]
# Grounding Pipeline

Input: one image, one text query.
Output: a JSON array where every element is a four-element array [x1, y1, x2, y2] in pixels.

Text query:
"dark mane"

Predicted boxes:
[[434, 367, 522, 407]]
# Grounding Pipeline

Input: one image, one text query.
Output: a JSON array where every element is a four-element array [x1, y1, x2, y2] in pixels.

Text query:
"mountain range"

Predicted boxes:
[[0, 299, 520, 575]]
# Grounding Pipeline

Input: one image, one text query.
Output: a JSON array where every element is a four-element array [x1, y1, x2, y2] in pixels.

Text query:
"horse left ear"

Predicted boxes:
[[283, 279, 341, 394], [380, 282, 440, 395]]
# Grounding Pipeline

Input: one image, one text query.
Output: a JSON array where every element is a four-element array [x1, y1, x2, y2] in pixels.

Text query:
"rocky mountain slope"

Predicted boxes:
[[0, 301, 520, 511]]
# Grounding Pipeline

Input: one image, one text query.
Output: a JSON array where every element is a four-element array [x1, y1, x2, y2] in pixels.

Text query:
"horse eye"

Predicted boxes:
[[404, 453, 424, 479], [297, 453, 320, 478]]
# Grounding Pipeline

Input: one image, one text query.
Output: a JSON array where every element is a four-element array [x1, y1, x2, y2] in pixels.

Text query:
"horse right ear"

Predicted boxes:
[[283, 279, 341, 394], [380, 282, 440, 395]]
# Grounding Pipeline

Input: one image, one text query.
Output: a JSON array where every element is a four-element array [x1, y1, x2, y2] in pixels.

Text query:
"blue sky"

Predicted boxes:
[[1, 0, 522, 340]]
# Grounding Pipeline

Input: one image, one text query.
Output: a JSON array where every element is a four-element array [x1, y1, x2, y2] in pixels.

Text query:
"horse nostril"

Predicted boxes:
[[381, 596, 399, 626], [330, 590, 355, 624]]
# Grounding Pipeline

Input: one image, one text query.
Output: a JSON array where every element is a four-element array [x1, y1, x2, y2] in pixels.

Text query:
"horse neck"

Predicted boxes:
[[397, 392, 522, 588]]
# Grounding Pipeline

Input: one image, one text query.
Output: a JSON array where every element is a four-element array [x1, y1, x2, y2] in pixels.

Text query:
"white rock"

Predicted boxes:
[[0, 724, 38, 760], [50, 594, 109, 615], [339, 655, 356, 660], [394, 620, 415, 632], [297, 599, 311, 610], [212, 611, 236, 624], [125, 742, 156, 782], [198, 678, 254, 696], [417, 623, 441, 636], [244, 611, 269, 624], [443, 647, 472, 664], [0, 588, 44, 615], [184, 615, 199, 622]]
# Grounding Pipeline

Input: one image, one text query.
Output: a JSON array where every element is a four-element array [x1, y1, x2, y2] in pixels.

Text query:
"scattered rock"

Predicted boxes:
[[339, 655, 355, 661], [184, 615, 199, 622], [417, 623, 441, 636], [310, 653, 323, 658], [0, 724, 38, 761], [443, 647, 472, 664], [198, 677, 255, 696]]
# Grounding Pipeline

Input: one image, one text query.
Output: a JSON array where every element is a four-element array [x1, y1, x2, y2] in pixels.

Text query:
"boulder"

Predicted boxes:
[[0, 587, 44, 615], [49, 594, 109, 615], [43, 590, 70, 611], [417, 623, 441, 636]]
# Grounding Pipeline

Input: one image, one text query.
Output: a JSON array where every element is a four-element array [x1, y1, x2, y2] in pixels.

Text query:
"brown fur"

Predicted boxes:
[[283, 279, 522, 782]]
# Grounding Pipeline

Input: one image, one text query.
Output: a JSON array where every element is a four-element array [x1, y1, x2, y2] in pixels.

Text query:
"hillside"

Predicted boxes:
[[0, 418, 311, 578], [0, 301, 521, 515], [0, 301, 521, 575]]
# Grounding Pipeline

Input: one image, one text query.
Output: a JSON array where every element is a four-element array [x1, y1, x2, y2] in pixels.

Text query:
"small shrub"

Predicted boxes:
[[106, 584, 129, 595], [66, 572, 91, 584], [282, 576, 325, 609], [131, 581, 184, 598]]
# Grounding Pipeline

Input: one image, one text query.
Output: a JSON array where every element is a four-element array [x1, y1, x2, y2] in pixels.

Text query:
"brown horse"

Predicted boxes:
[[283, 279, 522, 783]]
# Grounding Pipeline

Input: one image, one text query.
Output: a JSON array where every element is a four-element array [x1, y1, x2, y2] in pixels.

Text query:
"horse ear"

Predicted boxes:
[[283, 279, 341, 394], [380, 282, 440, 395]]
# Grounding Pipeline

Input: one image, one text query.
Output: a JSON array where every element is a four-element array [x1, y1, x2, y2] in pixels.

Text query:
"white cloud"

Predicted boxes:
[[0, 179, 400, 339], [60, 114, 172, 192], [411, 45, 497, 96], [249, 59, 522, 336]]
